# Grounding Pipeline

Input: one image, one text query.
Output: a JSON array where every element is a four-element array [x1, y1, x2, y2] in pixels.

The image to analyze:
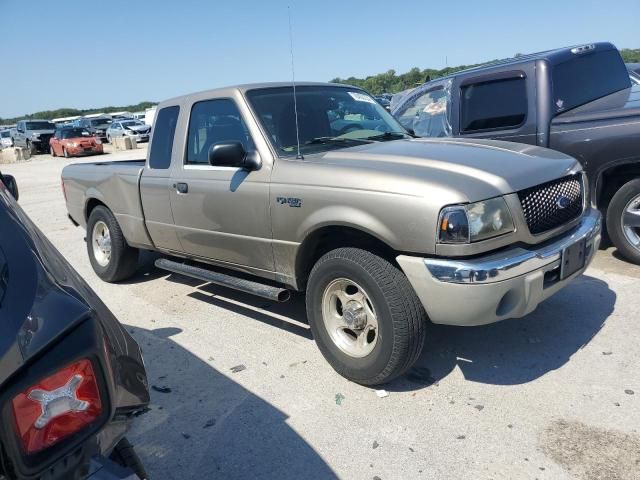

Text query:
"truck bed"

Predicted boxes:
[[61, 158, 153, 249]]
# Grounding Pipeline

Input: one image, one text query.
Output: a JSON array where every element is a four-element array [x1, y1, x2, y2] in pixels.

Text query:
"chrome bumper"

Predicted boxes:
[[397, 209, 601, 326]]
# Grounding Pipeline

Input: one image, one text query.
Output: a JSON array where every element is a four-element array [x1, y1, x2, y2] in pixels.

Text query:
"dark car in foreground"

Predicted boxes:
[[392, 42, 640, 264], [0, 173, 150, 479]]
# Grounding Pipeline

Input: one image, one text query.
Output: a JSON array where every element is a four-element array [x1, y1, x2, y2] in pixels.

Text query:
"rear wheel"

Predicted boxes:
[[109, 438, 148, 480], [607, 178, 640, 264], [306, 247, 427, 385], [87, 205, 139, 282]]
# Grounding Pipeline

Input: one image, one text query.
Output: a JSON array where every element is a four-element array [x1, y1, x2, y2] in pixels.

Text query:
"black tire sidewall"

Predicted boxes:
[[86, 206, 132, 281], [606, 178, 640, 264], [307, 254, 398, 382]]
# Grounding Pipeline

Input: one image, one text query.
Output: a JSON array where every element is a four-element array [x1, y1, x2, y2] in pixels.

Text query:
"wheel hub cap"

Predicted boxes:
[[321, 278, 379, 358], [92, 221, 111, 267], [343, 301, 367, 329]]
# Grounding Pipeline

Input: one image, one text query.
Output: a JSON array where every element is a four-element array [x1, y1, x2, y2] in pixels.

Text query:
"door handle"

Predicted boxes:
[[175, 182, 188, 194]]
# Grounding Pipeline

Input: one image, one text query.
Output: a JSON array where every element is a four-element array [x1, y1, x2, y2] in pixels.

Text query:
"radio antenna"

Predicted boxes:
[[288, 5, 303, 159]]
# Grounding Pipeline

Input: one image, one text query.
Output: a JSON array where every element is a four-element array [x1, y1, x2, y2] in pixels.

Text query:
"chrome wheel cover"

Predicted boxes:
[[321, 278, 379, 358], [92, 220, 112, 267], [622, 194, 640, 251]]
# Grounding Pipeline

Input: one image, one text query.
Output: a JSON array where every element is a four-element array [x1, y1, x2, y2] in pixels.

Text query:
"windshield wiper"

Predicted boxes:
[[305, 136, 373, 145], [365, 131, 413, 141]]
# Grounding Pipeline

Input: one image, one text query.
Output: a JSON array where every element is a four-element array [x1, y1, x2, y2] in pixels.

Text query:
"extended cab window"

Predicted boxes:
[[186, 99, 254, 165], [460, 77, 527, 132], [148, 105, 179, 169]]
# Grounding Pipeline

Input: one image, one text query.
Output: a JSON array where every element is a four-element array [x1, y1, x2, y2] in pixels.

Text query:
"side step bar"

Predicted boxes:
[[154, 258, 291, 302]]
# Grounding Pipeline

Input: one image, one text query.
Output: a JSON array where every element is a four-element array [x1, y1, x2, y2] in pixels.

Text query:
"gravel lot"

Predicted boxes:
[[2, 146, 639, 480]]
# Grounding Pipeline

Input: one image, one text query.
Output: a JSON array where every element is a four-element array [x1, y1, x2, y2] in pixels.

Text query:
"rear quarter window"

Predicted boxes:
[[148, 106, 180, 170]]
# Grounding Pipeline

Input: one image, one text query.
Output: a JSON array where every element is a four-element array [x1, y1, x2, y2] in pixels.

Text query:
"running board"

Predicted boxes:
[[154, 258, 291, 302]]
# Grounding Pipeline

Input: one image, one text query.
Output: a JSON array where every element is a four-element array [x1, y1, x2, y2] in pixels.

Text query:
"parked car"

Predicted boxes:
[[13, 120, 56, 154], [374, 96, 391, 111], [61, 82, 601, 385], [0, 129, 13, 148], [0, 172, 150, 480], [106, 120, 151, 143], [392, 42, 640, 264], [49, 127, 104, 158], [74, 118, 112, 143]]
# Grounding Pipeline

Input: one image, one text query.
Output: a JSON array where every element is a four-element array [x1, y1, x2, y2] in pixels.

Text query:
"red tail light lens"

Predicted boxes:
[[11, 359, 102, 454]]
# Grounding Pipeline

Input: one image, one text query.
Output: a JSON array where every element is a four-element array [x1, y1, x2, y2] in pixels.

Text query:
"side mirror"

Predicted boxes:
[[1, 174, 19, 201], [208, 142, 261, 171]]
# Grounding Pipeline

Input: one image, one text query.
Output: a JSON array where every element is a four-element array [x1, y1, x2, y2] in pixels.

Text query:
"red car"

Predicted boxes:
[[49, 127, 103, 158]]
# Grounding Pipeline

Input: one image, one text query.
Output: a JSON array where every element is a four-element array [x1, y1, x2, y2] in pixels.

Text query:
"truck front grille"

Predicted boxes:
[[518, 173, 583, 235]]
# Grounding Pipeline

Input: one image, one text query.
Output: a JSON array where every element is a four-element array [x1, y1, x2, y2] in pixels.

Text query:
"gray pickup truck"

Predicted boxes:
[[13, 119, 56, 153], [62, 82, 601, 385]]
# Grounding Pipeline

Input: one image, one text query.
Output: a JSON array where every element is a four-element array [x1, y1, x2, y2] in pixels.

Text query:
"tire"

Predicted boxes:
[[87, 205, 139, 282], [26, 140, 36, 155], [109, 438, 148, 480], [306, 247, 427, 385], [606, 178, 640, 264]]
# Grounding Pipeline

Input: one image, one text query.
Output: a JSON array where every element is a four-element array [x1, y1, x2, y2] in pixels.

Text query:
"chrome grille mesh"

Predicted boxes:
[[518, 174, 583, 235]]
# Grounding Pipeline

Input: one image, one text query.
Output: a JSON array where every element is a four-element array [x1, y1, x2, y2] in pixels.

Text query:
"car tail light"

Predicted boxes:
[[11, 359, 102, 454]]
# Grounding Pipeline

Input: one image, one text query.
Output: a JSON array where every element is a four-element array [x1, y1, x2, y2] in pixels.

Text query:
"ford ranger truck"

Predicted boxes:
[[61, 83, 601, 385], [392, 42, 640, 264]]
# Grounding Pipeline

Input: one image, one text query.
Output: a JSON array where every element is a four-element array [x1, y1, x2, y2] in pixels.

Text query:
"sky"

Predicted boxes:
[[0, 0, 638, 118]]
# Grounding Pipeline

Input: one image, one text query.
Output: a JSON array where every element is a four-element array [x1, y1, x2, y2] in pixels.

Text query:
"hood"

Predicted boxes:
[[0, 184, 145, 398], [125, 124, 150, 133], [28, 129, 55, 135], [320, 137, 580, 202]]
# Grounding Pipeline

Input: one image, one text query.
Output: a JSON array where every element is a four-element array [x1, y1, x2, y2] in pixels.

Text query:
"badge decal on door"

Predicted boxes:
[[276, 197, 303, 208]]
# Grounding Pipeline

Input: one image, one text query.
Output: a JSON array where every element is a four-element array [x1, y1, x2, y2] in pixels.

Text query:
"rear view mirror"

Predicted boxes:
[[208, 142, 261, 171], [1, 174, 19, 201]]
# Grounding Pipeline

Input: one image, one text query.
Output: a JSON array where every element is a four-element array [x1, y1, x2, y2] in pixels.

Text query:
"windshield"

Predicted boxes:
[[552, 49, 631, 113], [25, 121, 55, 130], [61, 128, 91, 139], [246, 86, 408, 157], [90, 119, 111, 127]]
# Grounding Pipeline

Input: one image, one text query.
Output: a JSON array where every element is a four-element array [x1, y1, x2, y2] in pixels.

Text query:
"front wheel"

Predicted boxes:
[[606, 178, 640, 264], [87, 205, 139, 282], [306, 247, 427, 385]]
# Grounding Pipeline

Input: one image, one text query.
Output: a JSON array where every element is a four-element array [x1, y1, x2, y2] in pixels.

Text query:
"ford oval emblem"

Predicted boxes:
[[556, 195, 571, 209]]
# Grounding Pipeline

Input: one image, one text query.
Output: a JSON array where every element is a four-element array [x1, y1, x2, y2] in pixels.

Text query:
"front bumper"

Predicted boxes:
[[397, 209, 602, 326]]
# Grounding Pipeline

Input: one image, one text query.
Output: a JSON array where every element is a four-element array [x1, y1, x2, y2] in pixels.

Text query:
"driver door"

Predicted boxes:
[[169, 97, 274, 274]]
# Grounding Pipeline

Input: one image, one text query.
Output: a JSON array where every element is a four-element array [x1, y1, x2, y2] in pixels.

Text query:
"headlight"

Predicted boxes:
[[438, 197, 515, 243], [31, 133, 40, 138], [68, 142, 78, 147]]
